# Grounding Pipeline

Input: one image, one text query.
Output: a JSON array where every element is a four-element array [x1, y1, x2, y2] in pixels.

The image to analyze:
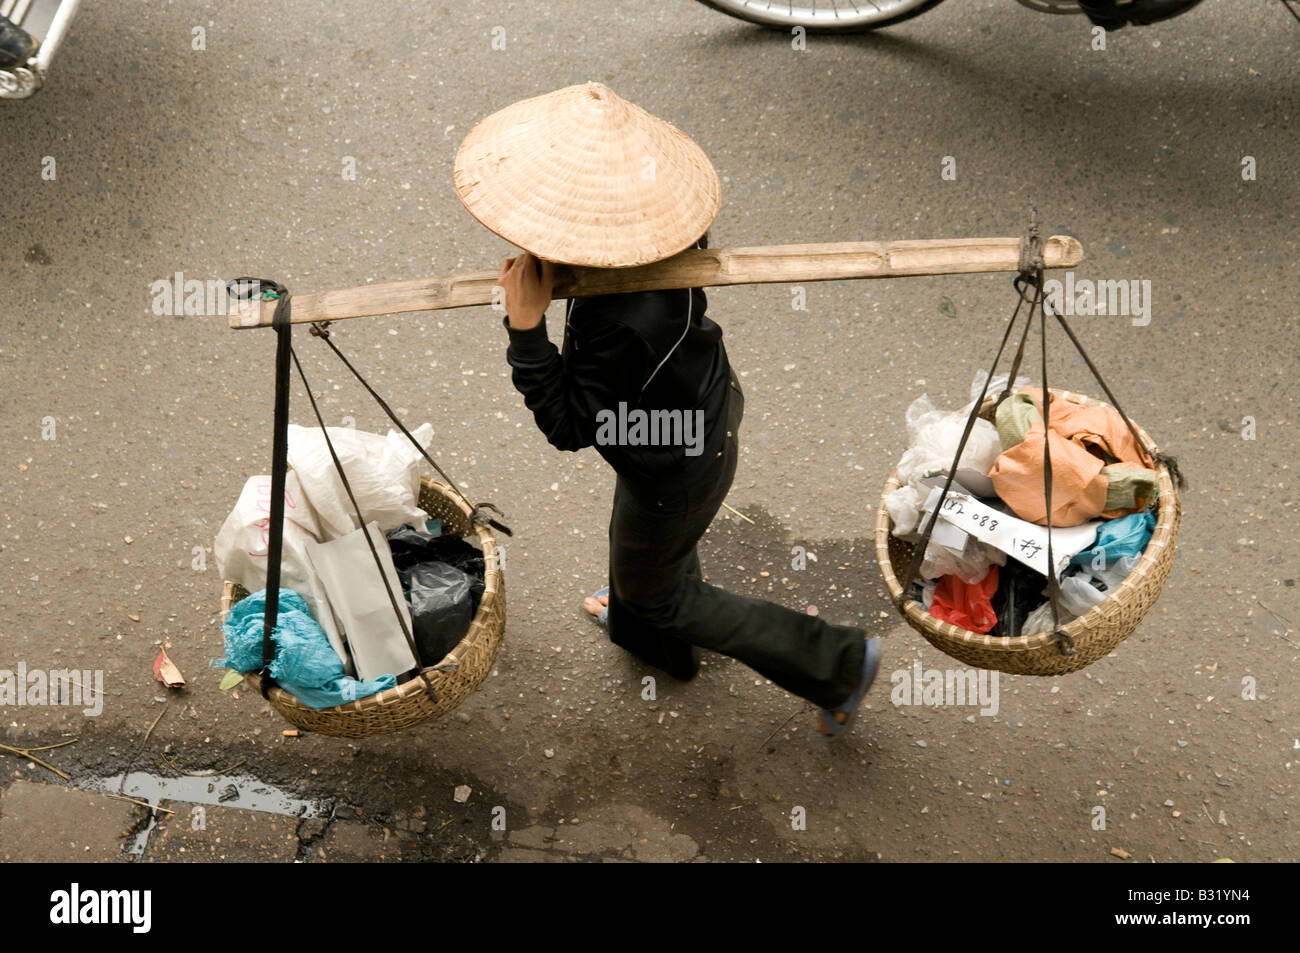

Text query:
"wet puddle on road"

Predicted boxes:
[[82, 771, 331, 858]]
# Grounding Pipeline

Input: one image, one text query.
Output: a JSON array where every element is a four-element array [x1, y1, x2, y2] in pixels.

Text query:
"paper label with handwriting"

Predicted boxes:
[[921, 486, 1101, 578]]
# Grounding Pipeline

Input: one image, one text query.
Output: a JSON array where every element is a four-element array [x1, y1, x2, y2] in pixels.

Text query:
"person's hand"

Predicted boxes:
[[498, 252, 554, 331]]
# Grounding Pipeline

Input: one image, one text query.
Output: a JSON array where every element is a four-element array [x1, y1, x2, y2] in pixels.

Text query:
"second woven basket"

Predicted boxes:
[[220, 478, 506, 738], [874, 388, 1180, 676]]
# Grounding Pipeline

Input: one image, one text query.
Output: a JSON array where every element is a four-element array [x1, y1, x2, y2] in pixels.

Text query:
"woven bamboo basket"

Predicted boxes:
[[219, 478, 506, 737], [875, 388, 1181, 676]]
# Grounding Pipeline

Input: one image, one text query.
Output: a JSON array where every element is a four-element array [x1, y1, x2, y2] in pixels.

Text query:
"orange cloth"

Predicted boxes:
[[988, 388, 1156, 527]]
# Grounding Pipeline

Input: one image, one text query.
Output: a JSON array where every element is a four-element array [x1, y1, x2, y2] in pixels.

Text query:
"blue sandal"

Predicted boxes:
[[817, 638, 883, 740], [586, 586, 610, 627]]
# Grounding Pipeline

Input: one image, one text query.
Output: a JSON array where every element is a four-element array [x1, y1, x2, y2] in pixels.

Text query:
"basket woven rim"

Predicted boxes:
[[222, 478, 500, 715], [874, 387, 1179, 656]]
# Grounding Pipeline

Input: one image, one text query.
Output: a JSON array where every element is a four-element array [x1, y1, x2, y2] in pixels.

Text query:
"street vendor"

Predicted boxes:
[[454, 83, 881, 738]]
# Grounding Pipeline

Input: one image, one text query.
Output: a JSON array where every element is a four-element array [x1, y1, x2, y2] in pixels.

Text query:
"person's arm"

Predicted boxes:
[[499, 253, 646, 452]]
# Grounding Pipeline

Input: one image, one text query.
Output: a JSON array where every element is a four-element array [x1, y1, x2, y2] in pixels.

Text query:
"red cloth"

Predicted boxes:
[[930, 565, 999, 634]]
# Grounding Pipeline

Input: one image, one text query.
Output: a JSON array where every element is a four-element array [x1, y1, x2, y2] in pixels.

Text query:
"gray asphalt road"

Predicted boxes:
[[1, 0, 1297, 862]]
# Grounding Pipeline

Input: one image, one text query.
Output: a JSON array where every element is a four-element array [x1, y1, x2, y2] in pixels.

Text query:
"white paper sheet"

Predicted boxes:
[[304, 521, 418, 681]]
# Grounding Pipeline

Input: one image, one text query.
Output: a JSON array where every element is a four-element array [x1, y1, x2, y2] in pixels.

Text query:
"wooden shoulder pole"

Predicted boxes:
[[228, 234, 1083, 329]]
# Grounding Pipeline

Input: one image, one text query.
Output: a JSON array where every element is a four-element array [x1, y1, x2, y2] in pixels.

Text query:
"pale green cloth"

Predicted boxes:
[[995, 392, 1041, 451], [1102, 464, 1160, 512]]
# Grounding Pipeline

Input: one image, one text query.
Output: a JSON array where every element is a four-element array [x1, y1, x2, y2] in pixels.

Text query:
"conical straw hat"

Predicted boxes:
[[453, 83, 721, 268]]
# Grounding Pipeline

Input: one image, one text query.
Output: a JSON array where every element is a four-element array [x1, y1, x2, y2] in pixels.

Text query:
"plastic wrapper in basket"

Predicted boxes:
[[875, 389, 1180, 676], [220, 478, 505, 738]]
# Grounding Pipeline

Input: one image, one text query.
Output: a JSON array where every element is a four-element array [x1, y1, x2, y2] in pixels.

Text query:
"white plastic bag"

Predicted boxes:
[[213, 473, 351, 673], [303, 521, 418, 681], [969, 369, 1033, 405], [1022, 569, 1113, 635], [1022, 601, 1060, 636], [895, 395, 1001, 498], [287, 423, 434, 541], [1089, 553, 1141, 592], [1058, 568, 1112, 618], [888, 380, 1021, 577], [920, 533, 1006, 584], [885, 484, 925, 537]]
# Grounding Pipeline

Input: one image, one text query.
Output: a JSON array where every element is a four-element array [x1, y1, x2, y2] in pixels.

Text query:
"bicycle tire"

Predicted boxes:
[[692, 0, 950, 33]]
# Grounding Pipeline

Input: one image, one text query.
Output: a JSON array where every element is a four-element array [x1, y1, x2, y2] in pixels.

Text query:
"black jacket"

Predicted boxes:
[[503, 277, 732, 495]]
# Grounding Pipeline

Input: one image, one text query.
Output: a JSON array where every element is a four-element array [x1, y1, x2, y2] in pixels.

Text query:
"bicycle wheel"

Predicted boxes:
[[693, 0, 949, 33], [1013, 0, 1085, 11]]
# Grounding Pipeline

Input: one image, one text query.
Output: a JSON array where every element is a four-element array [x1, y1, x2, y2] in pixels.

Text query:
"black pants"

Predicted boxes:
[[605, 372, 867, 710]]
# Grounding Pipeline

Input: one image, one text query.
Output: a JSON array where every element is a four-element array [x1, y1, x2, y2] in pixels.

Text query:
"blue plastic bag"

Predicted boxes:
[[1069, 510, 1156, 574], [221, 588, 396, 710]]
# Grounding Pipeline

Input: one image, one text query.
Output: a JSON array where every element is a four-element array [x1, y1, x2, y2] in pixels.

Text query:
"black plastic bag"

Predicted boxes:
[[386, 526, 486, 666], [403, 561, 477, 666], [387, 525, 486, 584], [991, 558, 1044, 639]]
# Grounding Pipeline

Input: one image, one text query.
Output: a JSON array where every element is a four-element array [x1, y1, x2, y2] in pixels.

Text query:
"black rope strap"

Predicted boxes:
[[995, 296, 1035, 410], [1034, 267, 1073, 656], [227, 278, 293, 698], [996, 210, 1044, 409], [308, 322, 513, 538], [1016, 217, 1044, 279], [1045, 301, 1186, 492]]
